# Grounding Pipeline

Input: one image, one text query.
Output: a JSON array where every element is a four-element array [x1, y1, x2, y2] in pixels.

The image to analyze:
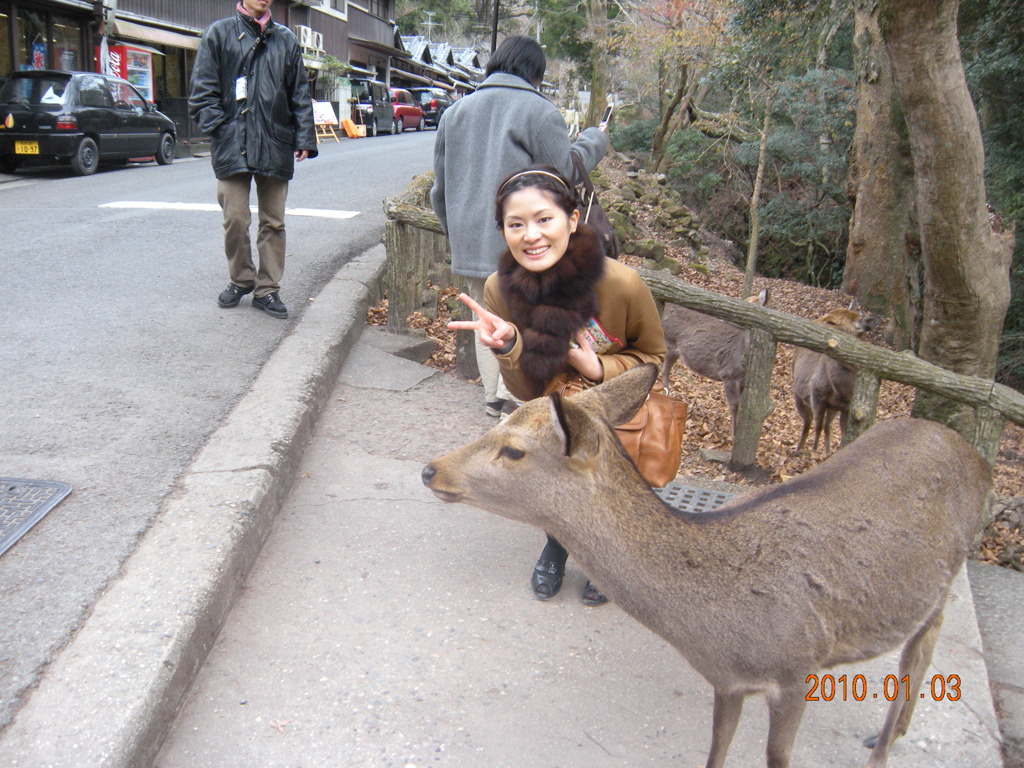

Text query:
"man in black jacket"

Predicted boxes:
[[189, 0, 317, 319]]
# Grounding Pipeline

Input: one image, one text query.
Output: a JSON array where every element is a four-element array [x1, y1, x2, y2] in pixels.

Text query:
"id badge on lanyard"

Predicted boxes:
[[237, 32, 264, 102]]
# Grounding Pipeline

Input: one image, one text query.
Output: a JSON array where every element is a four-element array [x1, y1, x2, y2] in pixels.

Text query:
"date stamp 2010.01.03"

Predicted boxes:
[[805, 673, 961, 702]]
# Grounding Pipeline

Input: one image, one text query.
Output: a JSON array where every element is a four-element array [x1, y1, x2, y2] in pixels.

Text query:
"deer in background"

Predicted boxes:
[[422, 364, 991, 768], [661, 289, 769, 443], [792, 307, 881, 453]]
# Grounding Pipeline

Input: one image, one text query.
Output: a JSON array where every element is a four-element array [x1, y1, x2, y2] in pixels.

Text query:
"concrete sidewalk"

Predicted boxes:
[[0, 247, 388, 768], [0, 245, 1015, 767]]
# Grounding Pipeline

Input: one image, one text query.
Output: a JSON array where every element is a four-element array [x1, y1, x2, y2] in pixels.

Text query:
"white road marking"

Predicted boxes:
[[99, 201, 361, 219]]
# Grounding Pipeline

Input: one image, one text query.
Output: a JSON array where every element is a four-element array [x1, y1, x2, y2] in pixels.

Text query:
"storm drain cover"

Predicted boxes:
[[655, 482, 737, 515], [0, 478, 72, 556]]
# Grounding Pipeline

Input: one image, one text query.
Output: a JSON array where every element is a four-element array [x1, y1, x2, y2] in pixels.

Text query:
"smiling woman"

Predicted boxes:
[[449, 164, 667, 608], [500, 184, 579, 273], [452, 165, 665, 400]]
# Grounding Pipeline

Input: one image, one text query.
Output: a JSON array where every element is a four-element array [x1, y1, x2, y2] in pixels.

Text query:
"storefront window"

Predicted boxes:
[[18, 10, 48, 70], [11, 10, 85, 71], [1, 12, 11, 74], [52, 15, 82, 71]]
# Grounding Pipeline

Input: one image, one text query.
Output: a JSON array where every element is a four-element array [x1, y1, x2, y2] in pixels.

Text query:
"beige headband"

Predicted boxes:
[[498, 170, 571, 196]]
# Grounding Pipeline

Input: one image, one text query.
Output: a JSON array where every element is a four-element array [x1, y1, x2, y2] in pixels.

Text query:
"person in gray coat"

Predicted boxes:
[[431, 35, 609, 417]]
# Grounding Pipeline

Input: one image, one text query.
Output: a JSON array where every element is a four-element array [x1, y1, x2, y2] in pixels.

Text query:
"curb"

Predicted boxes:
[[0, 245, 387, 768]]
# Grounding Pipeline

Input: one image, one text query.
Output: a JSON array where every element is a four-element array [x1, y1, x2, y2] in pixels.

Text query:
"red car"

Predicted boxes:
[[389, 88, 424, 133]]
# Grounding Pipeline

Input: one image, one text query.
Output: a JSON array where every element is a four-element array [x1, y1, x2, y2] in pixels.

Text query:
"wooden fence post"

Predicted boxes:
[[842, 370, 882, 447], [729, 328, 777, 471], [971, 406, 1005, 468]]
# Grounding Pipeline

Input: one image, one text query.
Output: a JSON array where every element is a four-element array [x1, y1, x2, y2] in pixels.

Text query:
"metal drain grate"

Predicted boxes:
[[0, 478, 72, 556], [655, 482, 736, 515]]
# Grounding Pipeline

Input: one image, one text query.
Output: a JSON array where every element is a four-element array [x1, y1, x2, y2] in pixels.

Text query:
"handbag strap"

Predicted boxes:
[[570, 153, 598, 224], [570, 153, 596, 196]]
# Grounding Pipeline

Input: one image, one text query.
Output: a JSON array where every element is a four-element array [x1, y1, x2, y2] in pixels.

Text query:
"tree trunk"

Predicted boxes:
[[650, 70, 707, 176], [816, 0, 846, 68], [844, 4, 920, 351], [742, 93, 772, 298], [649, 63, 688, 174], [658, 57, 668, 125], [878, 0, 1014, 439], [585, 0, 610, 128]]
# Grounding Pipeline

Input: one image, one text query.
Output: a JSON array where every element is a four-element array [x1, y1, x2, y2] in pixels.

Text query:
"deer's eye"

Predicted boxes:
[[499, 446, 525, 460]]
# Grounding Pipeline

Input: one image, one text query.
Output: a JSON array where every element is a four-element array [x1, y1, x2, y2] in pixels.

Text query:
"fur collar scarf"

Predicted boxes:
[[497, 223, 606, 386]]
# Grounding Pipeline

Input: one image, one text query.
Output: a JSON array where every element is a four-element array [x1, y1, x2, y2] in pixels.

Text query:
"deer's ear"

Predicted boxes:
[[858, 313, 881, 333], [549, 394, 602, 460], [573, 364, 657, 427]]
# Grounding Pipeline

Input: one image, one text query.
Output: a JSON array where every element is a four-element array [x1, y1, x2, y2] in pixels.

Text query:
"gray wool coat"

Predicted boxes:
[[430, 73, 610, 279]]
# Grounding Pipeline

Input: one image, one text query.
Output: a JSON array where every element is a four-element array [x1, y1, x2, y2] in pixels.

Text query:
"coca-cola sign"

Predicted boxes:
[[108, 48, 123, 75]]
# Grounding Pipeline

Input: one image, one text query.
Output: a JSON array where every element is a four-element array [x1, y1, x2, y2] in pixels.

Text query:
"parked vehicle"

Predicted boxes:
[[389, 88, 424, 133], [348, 78, 392, 137], [0, 70, 176, 176], [408, 87, 453, 128]]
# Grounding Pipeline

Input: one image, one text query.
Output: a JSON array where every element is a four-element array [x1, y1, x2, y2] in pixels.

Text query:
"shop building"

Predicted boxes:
[[2, 1, 481, 146]]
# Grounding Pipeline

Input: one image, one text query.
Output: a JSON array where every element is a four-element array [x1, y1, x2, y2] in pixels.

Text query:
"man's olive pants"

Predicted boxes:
[[217, 173, 289, 298]]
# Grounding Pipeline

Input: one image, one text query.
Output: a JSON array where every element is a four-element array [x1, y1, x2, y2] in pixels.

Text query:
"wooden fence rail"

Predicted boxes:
[[641, 269, 1024, 467]]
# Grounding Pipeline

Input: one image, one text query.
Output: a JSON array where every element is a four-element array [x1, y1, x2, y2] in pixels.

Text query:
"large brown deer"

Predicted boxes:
[[422, 364, 990, 768], [661, 289, 769, 442], [792, 307, 880, 453]]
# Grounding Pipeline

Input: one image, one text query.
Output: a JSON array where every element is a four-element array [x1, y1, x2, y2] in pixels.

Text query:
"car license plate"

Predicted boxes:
[[15, 140, 39, 155]]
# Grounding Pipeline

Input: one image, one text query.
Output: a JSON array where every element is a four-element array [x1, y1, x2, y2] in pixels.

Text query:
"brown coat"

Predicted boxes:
[[485, 258, 667, 401]]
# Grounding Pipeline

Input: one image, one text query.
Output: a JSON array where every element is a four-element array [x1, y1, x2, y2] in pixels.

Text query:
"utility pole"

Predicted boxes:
[[491, 0, 499, 53], [421, 10, 439, 41]]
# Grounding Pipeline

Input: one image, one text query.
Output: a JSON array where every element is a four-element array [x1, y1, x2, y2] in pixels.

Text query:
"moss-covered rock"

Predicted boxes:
[[634, 239, 666, 260], [657, 258, 682, 275], [616, 185, 637, 202]]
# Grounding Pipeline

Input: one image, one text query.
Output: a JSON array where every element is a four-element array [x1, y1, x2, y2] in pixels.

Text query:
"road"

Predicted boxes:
[[0, 130, 435, 729]]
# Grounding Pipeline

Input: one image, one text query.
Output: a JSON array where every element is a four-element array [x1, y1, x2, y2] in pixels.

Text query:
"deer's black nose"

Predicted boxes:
[[421, 464, 436, 486]]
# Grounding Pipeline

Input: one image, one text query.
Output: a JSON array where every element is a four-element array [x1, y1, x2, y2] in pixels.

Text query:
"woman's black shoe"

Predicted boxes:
[[531, 559, 565, 600], [582, 580, 609, 606]]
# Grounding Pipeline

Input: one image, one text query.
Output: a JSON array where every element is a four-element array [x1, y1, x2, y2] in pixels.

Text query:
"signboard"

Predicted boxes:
[[313, 101, 338, 126]]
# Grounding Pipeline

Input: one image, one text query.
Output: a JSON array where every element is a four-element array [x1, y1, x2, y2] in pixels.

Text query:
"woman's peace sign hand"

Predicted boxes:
[[448, 293, 517, 350]]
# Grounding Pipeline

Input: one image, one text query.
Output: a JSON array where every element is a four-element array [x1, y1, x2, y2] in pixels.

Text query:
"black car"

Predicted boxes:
[[408, 87, 453, 128], [348, 77, 394, 137], [0, 70, 177, 176]]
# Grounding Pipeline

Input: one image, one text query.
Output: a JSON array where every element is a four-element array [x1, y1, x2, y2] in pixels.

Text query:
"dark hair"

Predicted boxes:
[[494, 165, 578, 229], [485, 36, 546, 86]]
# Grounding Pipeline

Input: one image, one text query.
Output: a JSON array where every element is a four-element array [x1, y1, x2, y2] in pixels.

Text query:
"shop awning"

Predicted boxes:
[[113, 19, 201, 51], [350, 37, 407, 59], [53, 0, 94, 10], [346, 64, 378, 78], [106, 41, 163, 57], [391, 69, 433, 86]]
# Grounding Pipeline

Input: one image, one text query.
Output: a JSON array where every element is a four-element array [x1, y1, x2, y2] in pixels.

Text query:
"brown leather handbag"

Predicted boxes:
[[544, 372, 688, 487]]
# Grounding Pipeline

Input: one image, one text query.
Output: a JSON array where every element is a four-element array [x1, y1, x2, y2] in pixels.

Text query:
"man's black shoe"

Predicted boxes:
[[217, 283, 253, 308], [252, 292, 288, 319]]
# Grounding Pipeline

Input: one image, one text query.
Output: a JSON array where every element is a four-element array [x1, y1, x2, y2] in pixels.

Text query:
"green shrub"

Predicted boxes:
[[610, 119, 658, 154]]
